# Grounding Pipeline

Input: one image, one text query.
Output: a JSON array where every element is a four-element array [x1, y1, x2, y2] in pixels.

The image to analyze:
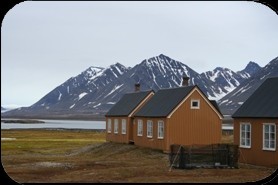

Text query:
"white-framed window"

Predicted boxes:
[[122, 119, 126, 135], [263, 123, 276, 151], [240, 123, 251, 148], [114, 119, 118, 134], [137, 120, 143, 136], [147, 120, 153, 138], [158, 120, 164, 139], [191, 99, 200, 109], [107, 119, 111, 133]]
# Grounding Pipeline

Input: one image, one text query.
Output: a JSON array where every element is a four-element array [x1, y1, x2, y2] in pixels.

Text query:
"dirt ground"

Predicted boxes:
[[1, 129, 277, 183]]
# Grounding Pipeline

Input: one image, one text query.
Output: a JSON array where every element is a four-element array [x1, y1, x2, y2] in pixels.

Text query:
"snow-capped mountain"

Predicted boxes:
[[201, 67, 242, 100], [200, 62, 261, 100], [237, 61, 261, 79], [125, 54, 216, 94], [219, 57, 278, 115], [2, 54, 276, 118], [3, 63, 129, 118], [1, 106, 7, 113]]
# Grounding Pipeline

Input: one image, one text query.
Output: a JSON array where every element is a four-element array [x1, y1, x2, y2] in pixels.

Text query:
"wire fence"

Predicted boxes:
[[169, 144, 239, 170]]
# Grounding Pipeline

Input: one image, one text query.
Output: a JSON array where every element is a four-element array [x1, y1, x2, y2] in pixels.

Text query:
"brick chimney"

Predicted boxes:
[[182, 76, 190, 87], [135, 83, 140, 92]]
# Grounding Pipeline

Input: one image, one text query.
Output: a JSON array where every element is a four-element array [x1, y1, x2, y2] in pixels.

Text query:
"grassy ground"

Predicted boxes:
[[1, 129, 276, 183]]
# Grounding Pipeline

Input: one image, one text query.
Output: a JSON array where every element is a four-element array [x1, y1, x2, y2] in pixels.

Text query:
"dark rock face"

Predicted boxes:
[[3, 55, 277, 118]]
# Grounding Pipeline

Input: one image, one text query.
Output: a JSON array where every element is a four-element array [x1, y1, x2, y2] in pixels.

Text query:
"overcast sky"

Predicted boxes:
[[2, 1, 278, 108]]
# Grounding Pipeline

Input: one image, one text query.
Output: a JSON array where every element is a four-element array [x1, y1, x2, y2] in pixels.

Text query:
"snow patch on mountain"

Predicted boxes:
[[104, 84, 124, 98], [78, 92, 88, 100]]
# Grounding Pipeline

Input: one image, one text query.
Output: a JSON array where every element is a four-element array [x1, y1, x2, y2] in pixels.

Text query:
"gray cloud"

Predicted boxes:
[[2, 1, 278, 107]]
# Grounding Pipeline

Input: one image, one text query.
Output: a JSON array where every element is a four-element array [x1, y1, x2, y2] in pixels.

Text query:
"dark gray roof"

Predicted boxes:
[[134, 86, 195, 117], [209, 100, 222, 116], [232, 77, 278, 118], [105, 90, 153, 117]]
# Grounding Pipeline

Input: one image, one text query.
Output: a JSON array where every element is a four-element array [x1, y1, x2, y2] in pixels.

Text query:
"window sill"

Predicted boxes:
[[240, 145, 251, 149], [262, 148, 276, 151]]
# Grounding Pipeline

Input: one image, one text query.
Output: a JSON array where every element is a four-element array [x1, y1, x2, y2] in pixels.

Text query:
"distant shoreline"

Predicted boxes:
[[1, 128, 106, 132], [1, 115, 105, 122], [1, 119, 45, 124]]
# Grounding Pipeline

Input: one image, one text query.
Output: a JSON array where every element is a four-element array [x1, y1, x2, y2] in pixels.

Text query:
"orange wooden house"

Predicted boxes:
[[232, 77, 278, 167], [105, 77, 223, 152], [105, 84, 154, 144], [133, 78, 223, 152]]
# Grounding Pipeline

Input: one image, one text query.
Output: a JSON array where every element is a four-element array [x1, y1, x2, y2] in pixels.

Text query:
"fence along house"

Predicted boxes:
[[232, 77, 278, 167], [105, 84, 154, 144], [133, 77, 223, 152]]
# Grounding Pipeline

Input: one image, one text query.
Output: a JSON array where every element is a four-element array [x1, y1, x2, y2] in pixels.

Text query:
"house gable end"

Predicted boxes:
[[167, 87, 223, 119]]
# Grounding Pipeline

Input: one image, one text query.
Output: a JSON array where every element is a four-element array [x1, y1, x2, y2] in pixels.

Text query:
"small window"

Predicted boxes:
[[122, 119, 126, 135], [147, 120, 153, 138], [263, 123, 276, 151], [240, 123, 251, 148], [158, 121, 164, 139], [191, 99, 200, 109], [107, 119, 111, 133], [114, 119, 118, 134], [137, 120, 143, 136]]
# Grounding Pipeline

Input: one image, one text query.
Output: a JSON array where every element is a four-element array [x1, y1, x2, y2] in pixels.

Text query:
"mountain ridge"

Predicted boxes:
[[2, 54, 277, 119]]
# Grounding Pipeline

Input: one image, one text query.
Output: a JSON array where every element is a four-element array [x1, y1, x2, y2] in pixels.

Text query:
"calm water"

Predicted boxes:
[[1, 119, 106, 130]]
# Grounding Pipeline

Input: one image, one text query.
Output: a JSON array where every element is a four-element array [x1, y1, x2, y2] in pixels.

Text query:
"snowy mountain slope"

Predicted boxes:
[[2, 54, 275, 118], [126, 54, 214, 92], [237, 61, 261, 79], [23, 63, 129, 114], [200, 62, 261, 100], [219, 57, 278, 115]]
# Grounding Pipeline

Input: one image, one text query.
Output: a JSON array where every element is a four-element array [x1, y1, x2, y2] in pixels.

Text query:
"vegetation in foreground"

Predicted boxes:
[[1, 129, 276, 183]]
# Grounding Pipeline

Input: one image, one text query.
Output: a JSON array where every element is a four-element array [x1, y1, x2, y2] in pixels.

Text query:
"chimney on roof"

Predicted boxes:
[[135, 83, 140, 92], [182, 76, 190, 87]]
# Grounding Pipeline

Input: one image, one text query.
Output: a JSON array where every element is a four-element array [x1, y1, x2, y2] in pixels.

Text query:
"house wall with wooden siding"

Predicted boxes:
[[234, 118, 278, 167], [106, 117, 131, 144], [167, 90, 222, 151], [133, 89, 222, 152], [105, 92, 154, 144], [133, 117, 168, 151]]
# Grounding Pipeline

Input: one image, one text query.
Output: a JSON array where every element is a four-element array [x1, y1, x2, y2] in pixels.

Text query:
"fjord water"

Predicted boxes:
[[1, 119, 106, 130]]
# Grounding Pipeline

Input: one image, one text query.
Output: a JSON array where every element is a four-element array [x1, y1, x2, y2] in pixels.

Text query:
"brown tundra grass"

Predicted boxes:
[[1, 129, 276, 183]]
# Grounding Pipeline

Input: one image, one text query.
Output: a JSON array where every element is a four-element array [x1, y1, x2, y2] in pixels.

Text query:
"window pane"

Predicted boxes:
[[270, 133, 275, 140], [270, 141, 275, 149], [114, 119, 118, 133], [265, 140, 269, 148], [241, 138, 245, 146], [138, 120, 143, 136], [241, 125, 245, 132], [158, 121, 164, 138], [265, 125, 269, 133], [122, 119, 126, 134], [241, 132, 245, 138], [265, 132, 269, 140], [246, 139, 250, 146], [270, 125, 275, 132], [107, 119, 111, 132], [246, 132, 250, 139], [147, 121, 153, 137], [246, 125, 250, 132]]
